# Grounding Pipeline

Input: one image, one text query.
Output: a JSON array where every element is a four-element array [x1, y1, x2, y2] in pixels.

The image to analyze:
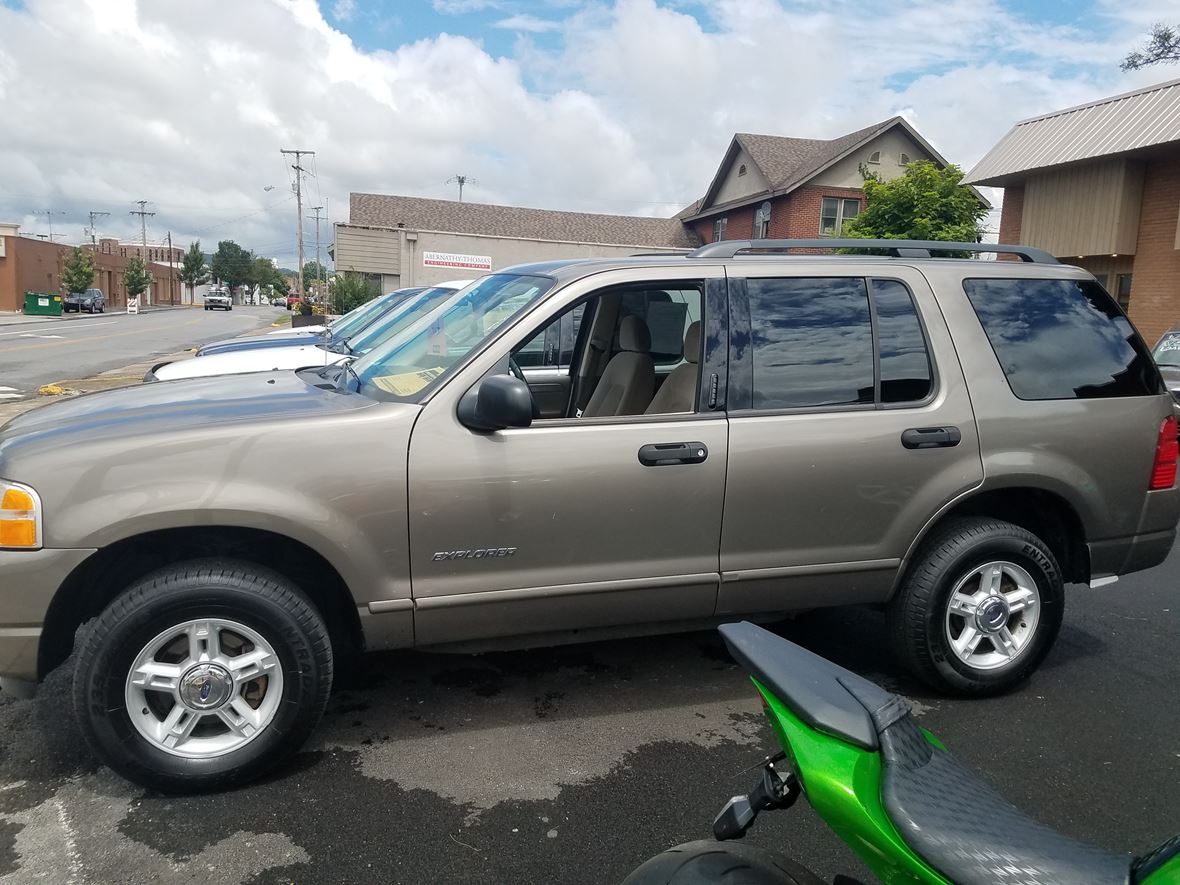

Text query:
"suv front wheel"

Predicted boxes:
[[887, 517, 1064, 696], [73, 559, 333, 793]]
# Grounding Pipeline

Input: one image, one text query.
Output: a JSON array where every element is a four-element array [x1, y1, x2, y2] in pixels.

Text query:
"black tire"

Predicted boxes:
[[622, 840, 824, 885], [887, 517, 1064, 696], [73, 559, 333, 793]]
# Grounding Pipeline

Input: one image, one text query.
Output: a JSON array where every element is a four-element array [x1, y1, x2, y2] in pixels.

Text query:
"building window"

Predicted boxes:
[[819, 197, 860, 236], [899, 152, 911, 166], [1116, 273, 1132, 309], [738, 164, 747, 176], [753, 201, 772, 239], [868, 151, 881, 164], [713, 217, 728, 242]]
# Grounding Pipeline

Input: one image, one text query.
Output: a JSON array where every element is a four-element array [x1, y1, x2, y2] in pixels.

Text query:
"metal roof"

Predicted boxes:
[[965, 77, 1180, 186]]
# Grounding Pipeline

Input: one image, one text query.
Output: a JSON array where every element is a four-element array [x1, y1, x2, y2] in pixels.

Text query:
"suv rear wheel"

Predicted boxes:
[[887, 517, 1064, 695], [73, 559, 333, 793]]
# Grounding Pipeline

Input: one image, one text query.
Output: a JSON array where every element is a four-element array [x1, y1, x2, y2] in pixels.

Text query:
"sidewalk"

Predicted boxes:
[[0, 304, 196, 327]]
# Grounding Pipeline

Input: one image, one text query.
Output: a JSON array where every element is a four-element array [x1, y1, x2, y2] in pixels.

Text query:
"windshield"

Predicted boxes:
[[345, 285, 462, 356], [1153, 332, 1180, 367], [326, 289, 419, 339], [353, 273, 555, 401]]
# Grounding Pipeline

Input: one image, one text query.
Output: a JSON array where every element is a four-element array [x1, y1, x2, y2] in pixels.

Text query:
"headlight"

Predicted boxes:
[[0, 480, 42, 549]]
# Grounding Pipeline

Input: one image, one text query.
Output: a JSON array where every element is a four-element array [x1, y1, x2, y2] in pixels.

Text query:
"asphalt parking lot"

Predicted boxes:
[[2, 542, 1178, 884]]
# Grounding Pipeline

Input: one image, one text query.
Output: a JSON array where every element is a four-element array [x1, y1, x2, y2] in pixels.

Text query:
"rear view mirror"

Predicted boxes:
[[458, 374, 533, 431]]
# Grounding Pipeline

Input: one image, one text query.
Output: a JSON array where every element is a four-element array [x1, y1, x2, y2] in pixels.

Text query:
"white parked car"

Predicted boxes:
[[146, 280, 473, 382]]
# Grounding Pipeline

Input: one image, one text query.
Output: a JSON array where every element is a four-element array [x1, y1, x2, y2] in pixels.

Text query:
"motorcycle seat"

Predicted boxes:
[[718, 622, 1133, 885]]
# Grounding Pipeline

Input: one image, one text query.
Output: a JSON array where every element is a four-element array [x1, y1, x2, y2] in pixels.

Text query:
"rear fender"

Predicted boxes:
[[753, 678, 950, 885]]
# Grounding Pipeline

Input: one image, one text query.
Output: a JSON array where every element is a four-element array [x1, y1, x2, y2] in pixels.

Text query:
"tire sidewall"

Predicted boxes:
[[923, 532, 1063, 692], [78, 579, 328, 790]]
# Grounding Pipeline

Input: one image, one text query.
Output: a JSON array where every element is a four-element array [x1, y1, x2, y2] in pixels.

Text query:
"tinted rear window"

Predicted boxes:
[[962, 278, 1160, 400]]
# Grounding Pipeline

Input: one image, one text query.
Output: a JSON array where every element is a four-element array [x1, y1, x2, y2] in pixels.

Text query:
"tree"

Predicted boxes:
[[1122, 23, 1179, 70], [124, 257, 152, 300], [61, 247, 96, 294], [841, 161, 986, 253], [210, 240, 252, 293], [330, 271, 379, 314], [302, 260, 329, 295], [178, 241, 209, 301]]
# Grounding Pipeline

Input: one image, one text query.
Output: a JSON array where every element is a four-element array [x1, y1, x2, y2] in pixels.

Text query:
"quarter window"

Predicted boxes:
[[748, 277, 874, 409], [819, 197, 860, 236], [963, 277, 1160, 400], [874, 279, 932, 403]]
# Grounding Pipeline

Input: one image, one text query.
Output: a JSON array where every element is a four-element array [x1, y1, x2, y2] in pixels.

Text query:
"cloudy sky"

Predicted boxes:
[[0, 0, 1174, 267]]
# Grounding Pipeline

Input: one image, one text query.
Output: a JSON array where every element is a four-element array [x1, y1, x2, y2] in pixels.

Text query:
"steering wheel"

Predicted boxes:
[[508, 356, 541, 418]]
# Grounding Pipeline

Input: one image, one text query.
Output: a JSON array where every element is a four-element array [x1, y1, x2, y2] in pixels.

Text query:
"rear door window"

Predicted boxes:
[[963, 278, 1161, 400], [747, 277, 874, 409]]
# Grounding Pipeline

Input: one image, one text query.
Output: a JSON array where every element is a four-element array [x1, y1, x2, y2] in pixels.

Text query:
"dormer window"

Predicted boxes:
[[868, 151, 881, 164], [738, 164, 747, 176]]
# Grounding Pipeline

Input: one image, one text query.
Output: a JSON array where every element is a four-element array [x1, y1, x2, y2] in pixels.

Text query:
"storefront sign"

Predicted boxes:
[[422, 251, 492, 271]]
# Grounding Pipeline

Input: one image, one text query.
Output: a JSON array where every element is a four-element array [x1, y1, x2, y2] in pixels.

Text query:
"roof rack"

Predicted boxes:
[[686, 238, 1058, 264], [629, 249, 693, 257]]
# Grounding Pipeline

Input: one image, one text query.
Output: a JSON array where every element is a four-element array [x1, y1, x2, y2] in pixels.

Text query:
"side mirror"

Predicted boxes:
[[458, 374, 533, 431]]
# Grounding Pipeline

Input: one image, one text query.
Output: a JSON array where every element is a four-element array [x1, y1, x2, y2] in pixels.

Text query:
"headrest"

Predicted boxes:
[[683, 321, 701, 364], [619, 315, 651, 353]]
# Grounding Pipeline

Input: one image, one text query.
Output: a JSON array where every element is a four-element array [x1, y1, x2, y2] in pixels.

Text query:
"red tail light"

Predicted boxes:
[[1150, 416, 1178, 490]]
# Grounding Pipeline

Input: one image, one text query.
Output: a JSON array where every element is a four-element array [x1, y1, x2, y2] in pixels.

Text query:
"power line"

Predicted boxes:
[[32, 209, 64, 241], [130, 200, 155, 306]]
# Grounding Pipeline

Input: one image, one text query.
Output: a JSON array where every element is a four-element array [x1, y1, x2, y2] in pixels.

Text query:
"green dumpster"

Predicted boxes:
[[23, 291, 62, 317]]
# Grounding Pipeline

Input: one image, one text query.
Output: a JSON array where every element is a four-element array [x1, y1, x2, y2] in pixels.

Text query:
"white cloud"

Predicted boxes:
[[0, 0, 1172, 265], [331, 0, 356, 21], [493, 13, 562, 32], [432, 0, 500, 13]]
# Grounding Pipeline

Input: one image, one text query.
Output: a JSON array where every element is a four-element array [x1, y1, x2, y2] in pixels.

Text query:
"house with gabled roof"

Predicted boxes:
[[680, 116, 958, 244], [333, 116, 959, 291]]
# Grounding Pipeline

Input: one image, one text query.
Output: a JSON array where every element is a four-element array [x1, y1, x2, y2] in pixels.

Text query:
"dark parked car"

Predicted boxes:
[[63, 288, 105, 313]]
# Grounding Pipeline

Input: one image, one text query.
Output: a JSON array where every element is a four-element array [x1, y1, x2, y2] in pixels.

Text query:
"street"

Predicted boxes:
[[0, 307, 278, 401], [1, 542, 1177, 884]]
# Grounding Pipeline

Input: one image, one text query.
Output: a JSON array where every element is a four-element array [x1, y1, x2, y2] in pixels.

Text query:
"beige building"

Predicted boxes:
[[333, 195, 696, 291], [91, 237, 183, 265]]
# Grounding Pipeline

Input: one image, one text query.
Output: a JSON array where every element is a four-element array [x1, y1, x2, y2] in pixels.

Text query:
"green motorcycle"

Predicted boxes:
[[625, 622, 1180, 885]]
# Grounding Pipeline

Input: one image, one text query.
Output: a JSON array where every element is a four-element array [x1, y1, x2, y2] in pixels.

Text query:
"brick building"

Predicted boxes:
[[966, 78, 1180, 345], [0, 225, 179, 312], [335, 116, 959, 288]]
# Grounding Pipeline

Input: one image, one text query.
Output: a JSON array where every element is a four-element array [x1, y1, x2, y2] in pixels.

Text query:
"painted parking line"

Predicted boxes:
[[0, 386, 24, 400]]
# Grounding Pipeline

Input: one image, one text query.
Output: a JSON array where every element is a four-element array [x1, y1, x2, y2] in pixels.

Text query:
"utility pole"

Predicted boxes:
[[446, 174, 477, 202], [280, 149, 314, 299], [129, 200, 155, 306], [307, 206, 324, 302], [87, 210, 110, 245], [34, 210, 65, 241]]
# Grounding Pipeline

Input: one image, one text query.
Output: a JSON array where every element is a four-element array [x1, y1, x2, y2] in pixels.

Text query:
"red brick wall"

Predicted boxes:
[[998, 184, 1024, 247], [1126, 155, 1180, 346], [690, 186, 865, 245]]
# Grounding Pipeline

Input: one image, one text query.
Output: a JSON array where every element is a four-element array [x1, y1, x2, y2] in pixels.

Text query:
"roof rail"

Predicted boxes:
[[685, 239, 1058, 264], [629, 249, 693, 257]]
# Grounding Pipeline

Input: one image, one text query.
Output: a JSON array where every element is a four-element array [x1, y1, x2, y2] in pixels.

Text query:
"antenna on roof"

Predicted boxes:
[[446, 174, 478, 202]]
